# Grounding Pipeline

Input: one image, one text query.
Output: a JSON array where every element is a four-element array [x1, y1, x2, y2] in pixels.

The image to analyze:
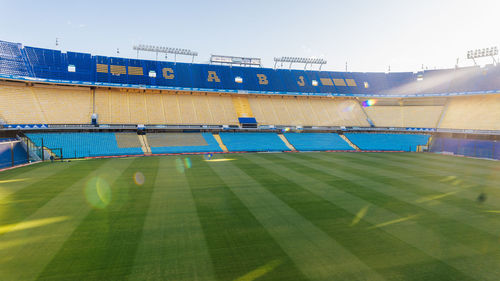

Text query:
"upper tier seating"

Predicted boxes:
[[95, 90, 239, 125], [248, 96, 369, 126], [364, 106, 443, 128], [0, 41, 29, 76], [0, 83, 92, 124], [148, 133, 222, 154], [439, 95, 500, 131], [26, 133, 143, 158], [2, 40, 500, 96], [284, 133, 354, 151], [344, 133, 430, 151], [219, 132, 289, 152]]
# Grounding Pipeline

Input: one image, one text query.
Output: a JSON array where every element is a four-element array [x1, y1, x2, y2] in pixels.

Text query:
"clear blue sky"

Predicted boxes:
[[1, 0, 499, 72]]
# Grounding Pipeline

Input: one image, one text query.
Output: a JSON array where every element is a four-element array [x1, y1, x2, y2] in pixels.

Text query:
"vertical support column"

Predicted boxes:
[[41, 138, 44, 161], [11, 142, 14, 167]]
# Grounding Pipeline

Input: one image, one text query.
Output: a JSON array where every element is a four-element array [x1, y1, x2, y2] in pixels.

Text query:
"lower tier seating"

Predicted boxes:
[[26, 133, 143, 158], [284, 133, 354, 151], [344, 133, 430, 152], [219, 132, 289, 152], [149, 133, 222, 154]]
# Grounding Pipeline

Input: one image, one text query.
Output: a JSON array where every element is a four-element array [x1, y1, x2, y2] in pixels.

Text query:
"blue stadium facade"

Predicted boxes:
[[1, 40, 500, 97]]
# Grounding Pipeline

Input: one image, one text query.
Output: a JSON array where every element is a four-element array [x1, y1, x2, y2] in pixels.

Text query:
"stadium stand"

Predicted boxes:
[[248, 96, 369, 126], [344, 133, 430, 151], [0, 40, 30, 76], [2, 40, 500, 96], [219, 132, 290, 152], [439, 95, 500, 130], [284, 133, 354, 151], [148, 133, 222, 154], [364, 105, 444, 128], [94, 89, 239, 125], [430, 137, 500, 160], [26, 133, 143, 158]]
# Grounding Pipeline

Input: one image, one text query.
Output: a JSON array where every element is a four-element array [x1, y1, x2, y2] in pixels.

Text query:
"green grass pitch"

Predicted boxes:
[[0, 152, 499, 281]]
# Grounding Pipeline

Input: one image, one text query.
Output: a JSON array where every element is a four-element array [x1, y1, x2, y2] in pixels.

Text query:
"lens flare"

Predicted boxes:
[[282, 127, 291, 133], [342, 103, 355, 112], [175, 158, 185, 173], [85, 177, 111, 209], [134, 172, 145, 186], [203, 153, 213, 160], [362, 99, 377, 107], [184, 158, 192, 169]]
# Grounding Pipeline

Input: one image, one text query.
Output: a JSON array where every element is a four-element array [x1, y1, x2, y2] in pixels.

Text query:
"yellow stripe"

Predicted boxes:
[[346, 78, 357, 87], [368, 214, 419, 229], [110, 65, 126, 75], [96, 64, 108, 73], [320, 78, 333, 86], [234, 259, 283, 281], [350, 205, 370, 226], [128, 66, 144, 76], [415, 191, 458, 203], [333, 78, 347, 86]]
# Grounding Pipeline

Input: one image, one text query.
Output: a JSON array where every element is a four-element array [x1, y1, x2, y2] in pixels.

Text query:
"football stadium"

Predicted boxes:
[[1, 1, 500, 280]]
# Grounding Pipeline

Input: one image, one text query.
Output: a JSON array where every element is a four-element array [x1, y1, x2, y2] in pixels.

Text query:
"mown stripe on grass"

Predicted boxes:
[[243, 154, 481, 281], [35, 157, 158, 281], [357, 152, 499, 189], [411, 152, 499, 169], [270, 153, 498, 281], [208, 158, 386, 281], [0, 162, 55, 180], [0, 158, 133, 281], [187, 157, 308, 281], [0, 160, 105, 230], [317, 153, 500, 218], [0, 161, 78, 202], [128, 157, 215, 281]]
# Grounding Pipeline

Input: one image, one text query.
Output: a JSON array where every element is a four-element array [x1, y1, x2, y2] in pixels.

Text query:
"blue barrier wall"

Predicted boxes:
[[2, 40, 500, 97], [430, 137, 499, 160], [0, 140, 28, 169]]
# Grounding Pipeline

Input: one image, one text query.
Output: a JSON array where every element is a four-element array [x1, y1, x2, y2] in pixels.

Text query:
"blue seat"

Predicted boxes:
[[150, 133, 222, 154], [285, 133, 354, 151], [26, 133, 143, 158], [219, 132, 289, 152], [344, 133, 430, 152]]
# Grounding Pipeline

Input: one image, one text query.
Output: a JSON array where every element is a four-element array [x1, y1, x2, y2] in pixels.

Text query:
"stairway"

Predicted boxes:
[[213, 134, 228, 152], [278, 134, 296, 151], [232, 96, 254, 118], [138, 135, 152, 155], [340, 134, 360, 151]]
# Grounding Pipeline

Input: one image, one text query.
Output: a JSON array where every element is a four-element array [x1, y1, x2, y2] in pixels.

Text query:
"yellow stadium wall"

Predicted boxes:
[[0, 82, 92, 124], [439, 94, 500, 130], [248, 95, 369, 127], [0, 82, 499, 131], [94, 89, 239, 125], [364, 105, 444, 128]]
